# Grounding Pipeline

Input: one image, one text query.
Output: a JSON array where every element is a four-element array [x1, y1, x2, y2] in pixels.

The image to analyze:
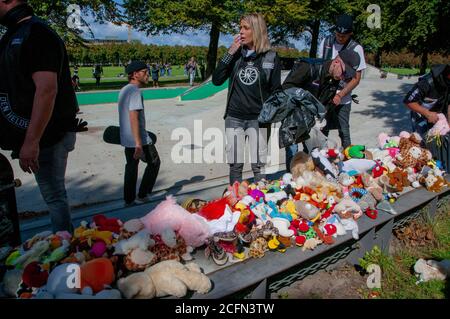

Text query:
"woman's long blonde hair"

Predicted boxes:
[[240, 13, 271, 54]]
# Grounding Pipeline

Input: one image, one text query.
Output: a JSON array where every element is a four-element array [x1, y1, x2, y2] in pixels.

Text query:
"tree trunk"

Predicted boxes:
[[206, 22, 221, 79], [419, 50, 428, 75], [374, 47, 382, 68], [309, 20, 321, 58]]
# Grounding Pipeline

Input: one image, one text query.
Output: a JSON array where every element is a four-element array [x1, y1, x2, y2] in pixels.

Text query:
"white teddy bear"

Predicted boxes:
[[117, 260, 212, 299]]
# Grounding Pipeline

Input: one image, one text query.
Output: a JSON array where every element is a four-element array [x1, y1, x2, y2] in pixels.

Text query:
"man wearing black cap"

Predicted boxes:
[[119, 61, 160, 205], [317, 14, 367, 148], [282, 49, 360, 170], [0, 0, 84, 232]]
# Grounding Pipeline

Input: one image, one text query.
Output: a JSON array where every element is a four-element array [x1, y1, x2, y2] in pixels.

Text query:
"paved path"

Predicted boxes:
[[1, 72, 418, 217]]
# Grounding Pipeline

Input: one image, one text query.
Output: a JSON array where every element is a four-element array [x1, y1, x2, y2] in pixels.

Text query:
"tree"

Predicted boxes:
[[1, 1, 120, 47], [244, 0, 310, 44], [247, 0, 356, 57], [123, 0, 245, 78], [393, 0, 450, 74], [353, 0, 450, 73]]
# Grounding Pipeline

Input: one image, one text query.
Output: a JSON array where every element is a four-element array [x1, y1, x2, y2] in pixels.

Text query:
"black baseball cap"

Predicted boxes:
[[335, 14, 353, 34], [125, 61, 148, 74], [338, 49, 360, 78]]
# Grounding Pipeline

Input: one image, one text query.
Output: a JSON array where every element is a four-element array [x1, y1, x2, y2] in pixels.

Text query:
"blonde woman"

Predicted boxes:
[[213, 13, 281, 185]]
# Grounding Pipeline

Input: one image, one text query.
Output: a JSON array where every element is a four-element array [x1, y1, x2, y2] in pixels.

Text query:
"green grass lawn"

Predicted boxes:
[[72, 65, 200, 91], [382, 67, 430, 76], [72, 65, 188, 79], [359, 202, 450, 299]]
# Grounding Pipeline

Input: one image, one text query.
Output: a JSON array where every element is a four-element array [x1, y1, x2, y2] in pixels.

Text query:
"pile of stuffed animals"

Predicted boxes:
[[0, 131, 448, 299]]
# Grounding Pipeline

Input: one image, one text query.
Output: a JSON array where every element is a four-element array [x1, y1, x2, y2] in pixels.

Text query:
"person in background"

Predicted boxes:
[[160, 61, 165, 77], [151, 63, 159, 88], [404, 64, 450, 137], [186, 57, 197, 86], [72, 65, 80, 91], [317, 14, 367, 149], [118, 61, 161, 205], [212, 13, 282, 185], [93, 63, 103, 87]]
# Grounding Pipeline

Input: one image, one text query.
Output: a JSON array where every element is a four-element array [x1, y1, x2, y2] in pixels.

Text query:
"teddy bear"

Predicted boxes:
[[361, 173, 384, 201], [369, 148, 397, 172], [414, 259, 449, 283], [117, 260, 212, 299], [387, 168, 410, 192], [119, 219, 146, 240], [427, 113, 450, 137], [290, 151, 315, 180], [334, 198, 363, 220], [419, 171, 450, 193], [378, 132, 400, 149], [395, 132, 432, 170], [140, 196, 210, 248]]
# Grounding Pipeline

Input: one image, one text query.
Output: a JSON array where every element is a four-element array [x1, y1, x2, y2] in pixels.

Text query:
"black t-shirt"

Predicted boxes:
[[19, 22, 78, 147], [227, 52, 281, 120], [403, 75, 449, 116]]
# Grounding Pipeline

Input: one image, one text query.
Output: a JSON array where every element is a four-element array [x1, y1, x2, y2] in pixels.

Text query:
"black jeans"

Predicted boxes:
[[322, 103, 352, 149], [124, 144, 161, 204]]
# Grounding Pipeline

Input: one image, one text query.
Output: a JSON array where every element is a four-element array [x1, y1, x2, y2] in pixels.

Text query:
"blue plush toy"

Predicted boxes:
[[267, 201, 292, 221]]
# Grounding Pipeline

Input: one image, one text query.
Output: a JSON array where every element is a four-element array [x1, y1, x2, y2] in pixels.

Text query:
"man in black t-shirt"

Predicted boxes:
[[282, 50, 360, 171], [404, 64, 450, 137], [0, 0, 81, 233]]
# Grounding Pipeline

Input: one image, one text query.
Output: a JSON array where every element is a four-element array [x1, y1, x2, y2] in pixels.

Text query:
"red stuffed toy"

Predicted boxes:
[[372, 161, 387, 178], [80, 258, 115, 294], [198, 198, 229, 221], [22, 262, 49, 288], [92, 214, 122, 234]]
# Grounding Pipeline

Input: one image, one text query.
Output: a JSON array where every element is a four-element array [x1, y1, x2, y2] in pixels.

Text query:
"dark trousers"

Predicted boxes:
[[225, 116, 270, 185], [322, 103, 352, 149], [124, 144, 161, 204]]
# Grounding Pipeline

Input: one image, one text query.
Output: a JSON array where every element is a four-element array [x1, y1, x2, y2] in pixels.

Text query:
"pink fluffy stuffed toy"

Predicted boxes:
[[140, 196, 210, 248], [428, 113, 450, 137]]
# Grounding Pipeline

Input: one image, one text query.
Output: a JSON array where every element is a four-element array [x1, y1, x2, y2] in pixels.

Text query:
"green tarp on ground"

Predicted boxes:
[[179, 80, 228, 101], [76, 87, 188, 105]]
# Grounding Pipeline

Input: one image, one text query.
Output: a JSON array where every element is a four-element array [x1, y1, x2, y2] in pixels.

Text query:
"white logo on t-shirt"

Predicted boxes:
[[239, 65, 259, 85]]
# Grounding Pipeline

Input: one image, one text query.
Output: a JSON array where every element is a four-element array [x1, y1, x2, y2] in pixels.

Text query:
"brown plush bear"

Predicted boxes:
[[387, 168, 410, 192], [420, 173, 450, 193], [396, 133, 432, 170], [290, 151, 315, 180]]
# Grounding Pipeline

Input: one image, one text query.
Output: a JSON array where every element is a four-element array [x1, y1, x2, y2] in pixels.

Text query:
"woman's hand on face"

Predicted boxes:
[[228, 34, 241, 55]]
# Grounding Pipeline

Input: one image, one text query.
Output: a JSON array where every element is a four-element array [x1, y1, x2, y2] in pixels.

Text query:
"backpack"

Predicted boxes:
[[289, 57, 326, 83]]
